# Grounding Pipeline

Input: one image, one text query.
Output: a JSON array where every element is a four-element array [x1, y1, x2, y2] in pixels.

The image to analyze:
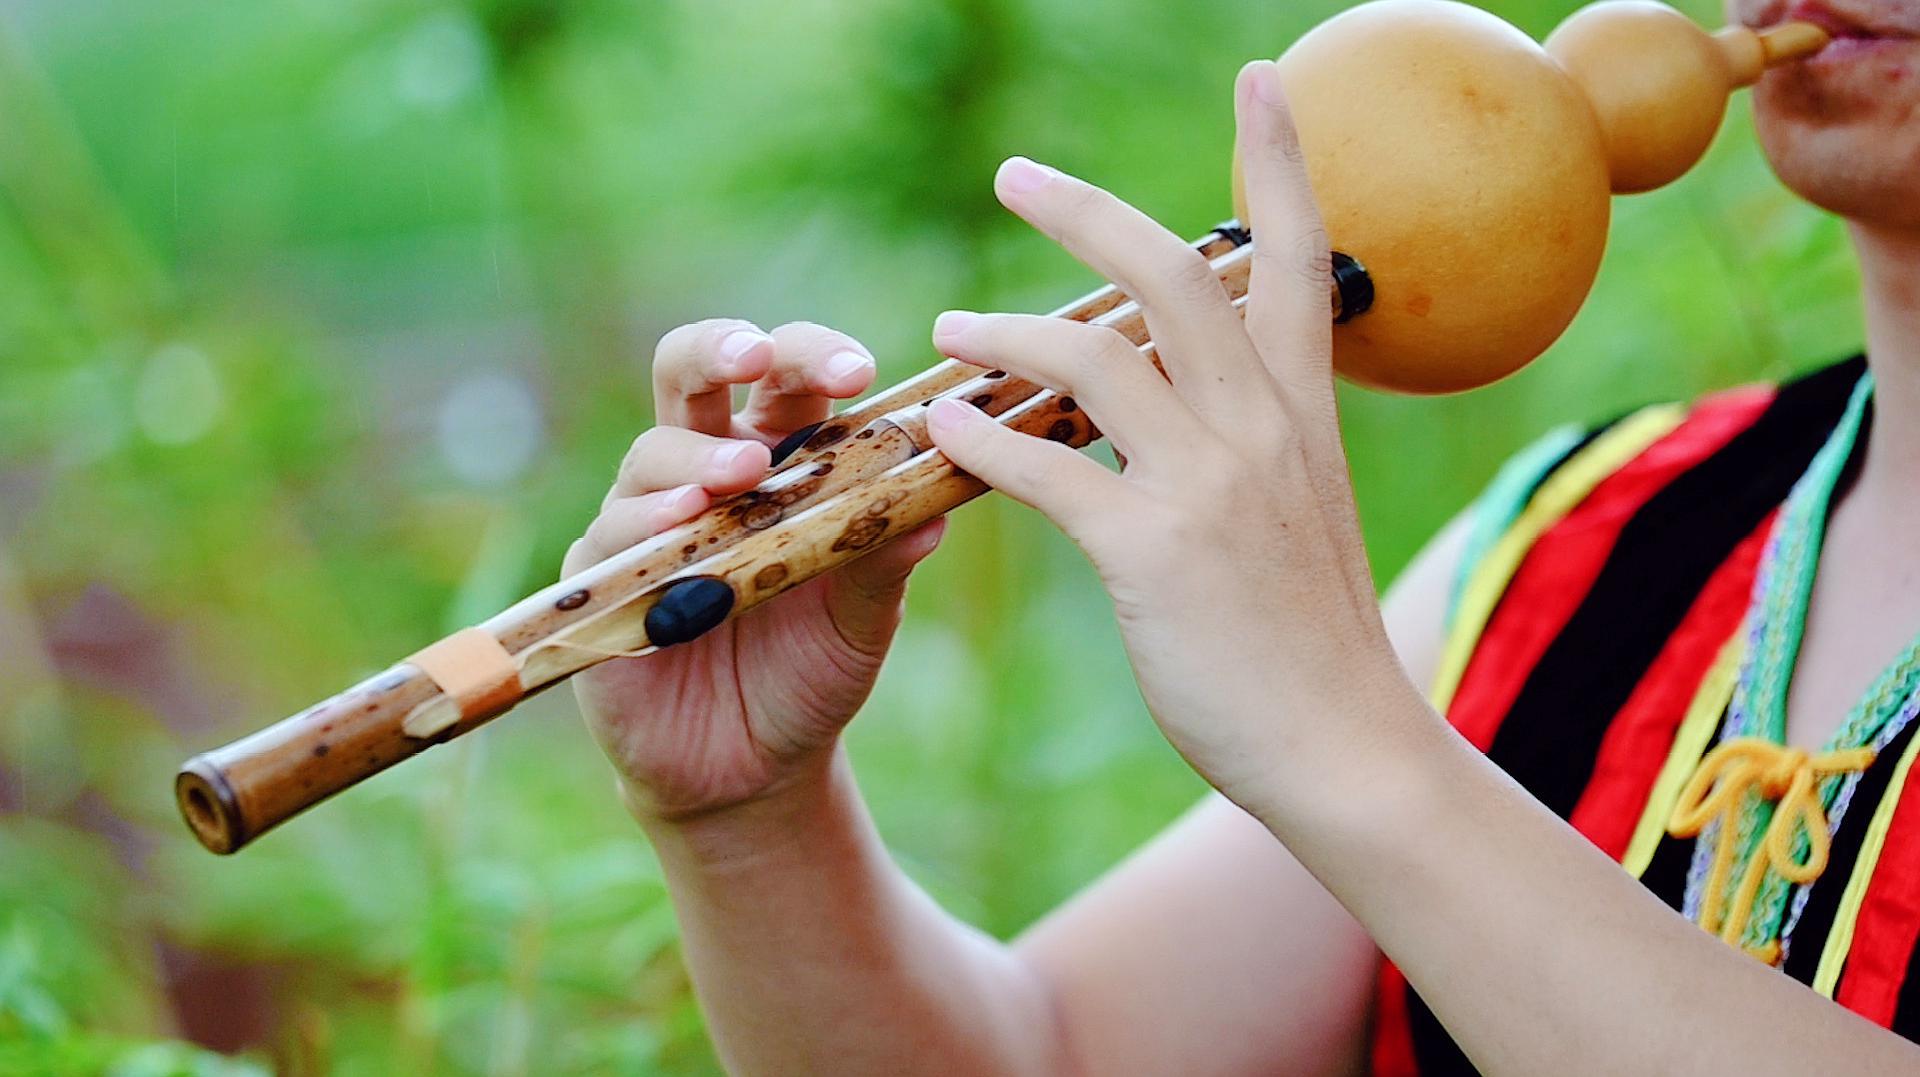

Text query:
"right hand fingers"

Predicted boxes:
[[652, 318, 777, 434], [737, 321, 876, 441], [607, 426, 771, 508], [651, 318, 877, 443], [563, 484, 709, 576]]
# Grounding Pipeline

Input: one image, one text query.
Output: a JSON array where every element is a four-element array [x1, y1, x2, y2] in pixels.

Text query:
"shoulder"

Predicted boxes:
[[1447, 356, 1867, 630], [1389, 354, 1865, 708]]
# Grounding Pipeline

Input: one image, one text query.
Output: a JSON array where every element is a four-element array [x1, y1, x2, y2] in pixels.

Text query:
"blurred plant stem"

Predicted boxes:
[[0, 19, 165, 343], [0, 544, 80, 816]]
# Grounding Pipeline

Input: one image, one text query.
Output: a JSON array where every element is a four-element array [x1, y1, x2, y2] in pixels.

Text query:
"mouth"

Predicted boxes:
[[1776, 1, 1916, 58]]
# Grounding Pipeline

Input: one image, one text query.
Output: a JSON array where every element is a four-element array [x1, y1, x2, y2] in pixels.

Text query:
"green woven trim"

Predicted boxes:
[[1445, 422, 1589, 633]]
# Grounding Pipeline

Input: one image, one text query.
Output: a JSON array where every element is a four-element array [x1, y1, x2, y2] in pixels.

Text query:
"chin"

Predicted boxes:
[[1739, 1, 1920, 229]]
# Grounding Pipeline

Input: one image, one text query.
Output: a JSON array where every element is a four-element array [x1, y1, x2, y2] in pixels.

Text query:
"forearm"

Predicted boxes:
[[1243, 673, 1920, 1076], [639, 744, 1070, 1076]]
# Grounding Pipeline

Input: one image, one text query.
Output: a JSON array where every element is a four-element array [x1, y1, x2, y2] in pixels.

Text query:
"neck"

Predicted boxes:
[[1851, 222, 1920, 492]]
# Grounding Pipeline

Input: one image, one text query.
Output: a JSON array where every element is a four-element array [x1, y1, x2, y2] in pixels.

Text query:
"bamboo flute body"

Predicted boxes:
[[176, 227, 1253, 854]]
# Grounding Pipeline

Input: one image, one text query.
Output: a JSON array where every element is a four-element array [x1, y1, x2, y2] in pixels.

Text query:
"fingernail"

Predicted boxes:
[[928, 397, 982, 433], [718, 329, 771, 372], [710, 441, 755, 470], [1252, 61, 1285, 106], [825, 350, 874, 383], [997, 156, 1057, 194], [933, 310, 978, 339]]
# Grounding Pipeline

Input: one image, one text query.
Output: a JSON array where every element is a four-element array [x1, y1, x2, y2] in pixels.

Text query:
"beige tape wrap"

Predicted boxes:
[[402, 627, 523, 738]]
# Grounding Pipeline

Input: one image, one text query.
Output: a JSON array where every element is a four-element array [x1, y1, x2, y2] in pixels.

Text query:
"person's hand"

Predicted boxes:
[[567, 321, 945, 823], [924, 60, 1411, 815]]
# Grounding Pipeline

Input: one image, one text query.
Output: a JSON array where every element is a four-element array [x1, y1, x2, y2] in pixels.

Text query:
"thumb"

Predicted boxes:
[[926, 397, 1125, 540], [821, 517, 946, 652]]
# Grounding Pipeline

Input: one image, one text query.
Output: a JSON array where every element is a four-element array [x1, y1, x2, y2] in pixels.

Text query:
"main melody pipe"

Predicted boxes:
[[176, 228, 1274, 853], [177, 0, 1828, 852]]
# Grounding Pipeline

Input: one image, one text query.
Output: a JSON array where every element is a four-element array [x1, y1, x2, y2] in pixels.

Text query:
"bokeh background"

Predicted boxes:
[[0, 0, 1864, 1072]]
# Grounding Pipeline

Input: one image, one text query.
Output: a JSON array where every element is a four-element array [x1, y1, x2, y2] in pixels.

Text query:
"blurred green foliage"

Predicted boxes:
[[0, 0, 1860, 1072]]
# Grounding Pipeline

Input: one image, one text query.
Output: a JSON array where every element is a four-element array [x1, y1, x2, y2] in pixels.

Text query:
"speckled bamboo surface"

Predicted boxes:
[[176, 229, 1254, 854]]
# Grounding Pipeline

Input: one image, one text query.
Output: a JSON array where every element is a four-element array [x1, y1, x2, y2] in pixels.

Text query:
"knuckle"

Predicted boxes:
[[620, 427, 666, 474], [616, 427, 691, 488], [772, 319, 829, 338], [771, 319, 846, 352], [1252, 225, 1332, 292], [628, 426, 668, 455], [1008, 449, 1059, 497], [1057, 180, 1108, 227], [1276, 126, 1308, 173], [1268, 105, 1309, 170], [580, 514, 624, 559], [1293, 223, 1333, 278], [1164, 247, 1228, 305], [770, 320, 831, 359], [657, 318, 753, 384], [651, 323, 702, 372], [1068, 325, 1131, 381], [1191, 443, 1251, 499]]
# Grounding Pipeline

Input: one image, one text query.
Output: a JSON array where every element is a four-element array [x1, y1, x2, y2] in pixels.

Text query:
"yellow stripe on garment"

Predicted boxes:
[[1431, 404, 1688, 714], [1622, 630, 1744, 878], [1811, 724, 1920, 997]]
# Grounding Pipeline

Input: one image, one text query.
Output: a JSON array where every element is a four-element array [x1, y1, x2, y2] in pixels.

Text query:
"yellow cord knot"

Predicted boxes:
[[1666, 737, 1874, 962]]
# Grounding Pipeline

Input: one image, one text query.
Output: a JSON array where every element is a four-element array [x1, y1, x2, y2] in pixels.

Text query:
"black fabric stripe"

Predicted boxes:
[[1894, 920, 1920, 1039], [1399, 422, 1624, 1077], [1407, 986, 1481, 1076], [1640, 814, 1703, 913], [1512, 406, 1645, 508], [1784, 716, 1920, 984], [1403, 358, 1863, 1075], [1485, 356, 1865, 821], [1637, 708, 1735, 913]]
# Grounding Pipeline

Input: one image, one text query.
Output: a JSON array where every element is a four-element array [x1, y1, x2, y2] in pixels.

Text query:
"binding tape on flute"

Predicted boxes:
[[177, 0, 1831, 854]]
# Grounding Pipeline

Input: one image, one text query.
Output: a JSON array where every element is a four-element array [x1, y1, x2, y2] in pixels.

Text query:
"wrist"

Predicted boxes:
[[1235, 657, 1444, 836], [631, 744, 855, 871]]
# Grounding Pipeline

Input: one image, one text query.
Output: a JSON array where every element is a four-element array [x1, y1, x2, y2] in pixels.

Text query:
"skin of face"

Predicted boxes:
[[1728, 0, 1920, 228]]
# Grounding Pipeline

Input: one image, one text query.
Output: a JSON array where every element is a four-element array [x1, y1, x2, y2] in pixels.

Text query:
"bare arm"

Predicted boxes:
[[1013, 512, 1465, 1075], [911, 61, 1920, 1074], [640, 510, 1467, 1075]]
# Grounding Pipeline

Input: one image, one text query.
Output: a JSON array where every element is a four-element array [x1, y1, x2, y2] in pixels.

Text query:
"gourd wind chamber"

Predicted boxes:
[[1245, 0, 1826, 393]]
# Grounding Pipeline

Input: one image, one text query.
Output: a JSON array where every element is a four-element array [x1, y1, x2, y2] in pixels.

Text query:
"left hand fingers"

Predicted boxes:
[[930, 310, 1212, 464], [1234, 60, 1336, 403], [992, 157, 1271, 425], [737, 321, 878, 442], [925, 397, 1135, 551]]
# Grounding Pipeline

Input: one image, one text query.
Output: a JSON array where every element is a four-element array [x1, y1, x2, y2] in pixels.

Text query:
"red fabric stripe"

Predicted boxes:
[[1567, 516, 1771, 859], [1836, 772, 1920, 1025], [1371, 961, 1418, 1077], [1372, 385, 1776, 1071], [1445, 385, 1774, 752]]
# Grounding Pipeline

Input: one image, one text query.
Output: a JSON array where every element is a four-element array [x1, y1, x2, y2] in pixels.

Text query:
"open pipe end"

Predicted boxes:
[[176, 758, 246, 855]]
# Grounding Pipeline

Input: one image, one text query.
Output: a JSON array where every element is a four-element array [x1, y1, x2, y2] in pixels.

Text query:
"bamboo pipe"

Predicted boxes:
[[175, 231, 1269, 854], [763, 223, 1249, 472]]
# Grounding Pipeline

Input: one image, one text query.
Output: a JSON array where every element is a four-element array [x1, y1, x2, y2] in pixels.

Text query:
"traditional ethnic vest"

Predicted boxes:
[[1369, 356, 1920, 1074]]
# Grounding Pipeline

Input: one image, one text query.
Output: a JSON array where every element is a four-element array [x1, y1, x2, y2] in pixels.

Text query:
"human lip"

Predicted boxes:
[[1775, 1, 1916, 49]]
